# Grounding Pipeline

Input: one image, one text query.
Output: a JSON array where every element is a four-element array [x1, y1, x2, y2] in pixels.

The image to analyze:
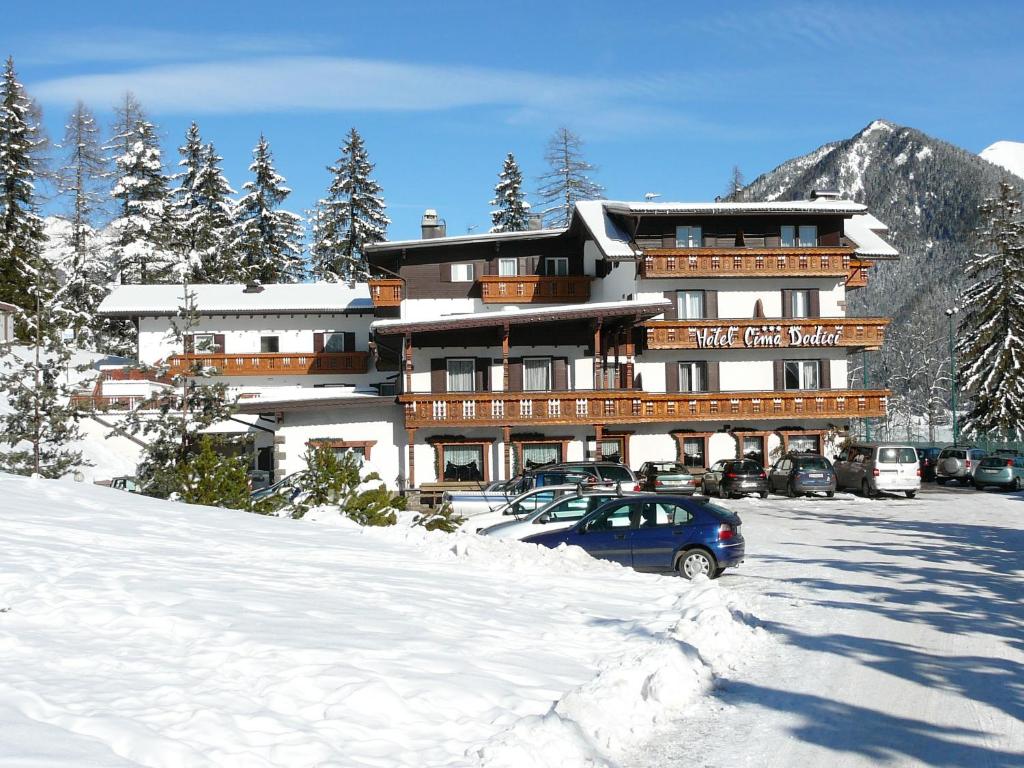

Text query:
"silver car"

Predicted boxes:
[[972, 455, 1024, 491], [833, 443, 921, 498], [934, 447, 988, 486]]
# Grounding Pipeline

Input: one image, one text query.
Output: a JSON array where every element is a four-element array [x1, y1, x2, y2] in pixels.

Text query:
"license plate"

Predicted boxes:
[[808, 473, 824, 478], [742, 481, 756, 487]]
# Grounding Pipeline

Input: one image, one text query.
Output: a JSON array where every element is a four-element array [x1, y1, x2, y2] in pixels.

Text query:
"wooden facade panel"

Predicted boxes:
[[167, 351, 370, 376], [368, 279, 403, 307], [644, 317, 889, 351], [639, 247, 854, 279], [479, 275, 592, 304]]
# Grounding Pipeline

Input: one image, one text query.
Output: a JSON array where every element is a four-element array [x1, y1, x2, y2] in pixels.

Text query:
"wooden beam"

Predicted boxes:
[[407, 427, 417, 489], [404, 333, 413, 393], [502, 323, 510, 392], [503, 425, 511, 479]]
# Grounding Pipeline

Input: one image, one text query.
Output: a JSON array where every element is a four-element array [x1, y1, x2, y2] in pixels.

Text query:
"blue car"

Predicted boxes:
[[521, 494, 744, 579]]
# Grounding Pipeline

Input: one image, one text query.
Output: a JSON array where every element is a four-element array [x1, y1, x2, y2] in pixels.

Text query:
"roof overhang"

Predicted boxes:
[[234, 393, 398, 414], [365, 227, 566, 257]]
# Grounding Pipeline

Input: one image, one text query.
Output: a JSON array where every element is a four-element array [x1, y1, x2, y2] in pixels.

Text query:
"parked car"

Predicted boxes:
[[917, 447, 943, 482], [701, 459, 768, 499], [444, 469, 596, 517], [767, 453, 836, 497], [109, 476, 140, 493], [479, 488, 638, 539], [522, 494, 745, 580], [934, 446, 988, 486], [250, 471, 307, 503], [833, 443, 921, 498], [460, 483, 585, 531], [551, 461, 638, 485], [636, 461, 700, 494], [972, 455, 1024, 491]]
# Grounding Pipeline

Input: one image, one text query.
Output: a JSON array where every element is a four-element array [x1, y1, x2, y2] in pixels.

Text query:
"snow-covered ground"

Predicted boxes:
[[0, 472, 760, 768], [628, 486, 1024, 767]]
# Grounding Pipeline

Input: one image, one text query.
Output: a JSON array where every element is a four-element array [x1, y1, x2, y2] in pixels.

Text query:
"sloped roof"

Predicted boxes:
[[602, 200, 867, 215], [98, 283, 373, 317], [0, 301, 18, 312], [843, 214, 900, 259]]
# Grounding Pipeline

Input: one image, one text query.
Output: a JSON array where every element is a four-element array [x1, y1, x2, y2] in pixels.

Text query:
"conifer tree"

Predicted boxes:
[[233, 135, 305, 284], [957, 181, 1024, 439], [110, 119, 175, 283], [489, 152, 531, 233], [171, 123, 237, 282], [0, 57, 47, 320], [310, 127, 388, 283], [536, 127, 603, 228], [175, 435, 252, 509]]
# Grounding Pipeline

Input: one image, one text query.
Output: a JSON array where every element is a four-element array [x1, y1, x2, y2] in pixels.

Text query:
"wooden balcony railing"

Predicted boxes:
[[645, 317, 889, 351], [846, 259, 872, 290], [639, 247, 854, 279], [70, 393, 170, 411], [398, 388, 888, 428], [167, 351, 370, 377], [479, 275, 592, 303], [368, 278, 403, 307]]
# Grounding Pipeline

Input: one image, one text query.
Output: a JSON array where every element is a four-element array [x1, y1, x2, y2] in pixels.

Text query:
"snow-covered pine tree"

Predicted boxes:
[[0, 57, 47, 323], [536, 127, 603, 228], [109, 119, 175, 283], [170, 123, 237, 283], [310, 127, 389, 283], [489, 152, 530, 233], [52, 101, 110, 349], [174, 435, 252, 509], [957, 181, 1024, 439], [233, 135, 305, 284]]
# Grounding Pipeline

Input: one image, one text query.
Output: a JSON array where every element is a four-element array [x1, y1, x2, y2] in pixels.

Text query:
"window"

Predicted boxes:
[[799, 225, 818, 247], [446, 358, 476, 393], [677, 290, 705, 319], [878, 447, 918, 463], [324, 332, 355, 352], [523, 357, 552, 391], [498, 258, 518, 276], [679, 361, 708, 393], [789, 434, 821, 453], [781, 225, 796, 247], [522, 442, 561, 469], [682, 437, 705, 468], [790, 290, 811, 318], [442, 444, 484, 481], [675, 226, 703, 248], [588, 502, 635, 530], [545, 257, 569, 276], [743, 436, 765, 466], [638, 501, 690, 527], [784, 360, 820, 390], [451, 263, 475, 282], [260, 336, 279, 353], [781, 225, 818, 247], [194, 333, 217, 353], [545, 496, 592, 522], [601, 363, 620, 389], [588, 437, 624, 463]]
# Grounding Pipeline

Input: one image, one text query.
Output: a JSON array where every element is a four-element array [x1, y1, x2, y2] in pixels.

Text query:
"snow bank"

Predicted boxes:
[[0, 473, 762, 767]]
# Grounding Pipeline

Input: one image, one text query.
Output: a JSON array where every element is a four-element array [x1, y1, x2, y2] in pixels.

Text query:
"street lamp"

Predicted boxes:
[[946, 306, 959, 445]]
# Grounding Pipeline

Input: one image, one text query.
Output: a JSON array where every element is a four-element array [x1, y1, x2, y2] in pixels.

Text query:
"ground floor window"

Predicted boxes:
[[522, 442, 561, 469], [587, 436, 625, 463], [681, 437, 706, 468], [441, 443, 485, 481], [787, 434, 821, 453], [742, 435, 766, 466], [307, 439, 375, 466]]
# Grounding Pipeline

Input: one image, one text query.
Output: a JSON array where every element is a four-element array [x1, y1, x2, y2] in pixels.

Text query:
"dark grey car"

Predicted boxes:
[[768, 453, 837, 497], [701, 459, 769, 499]]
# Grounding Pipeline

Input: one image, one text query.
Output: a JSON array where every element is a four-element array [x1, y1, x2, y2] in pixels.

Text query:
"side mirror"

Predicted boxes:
[[537, 512, 552, 524]]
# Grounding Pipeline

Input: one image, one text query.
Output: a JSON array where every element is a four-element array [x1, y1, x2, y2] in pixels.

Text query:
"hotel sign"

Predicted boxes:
[[694, 324, 844, 350]]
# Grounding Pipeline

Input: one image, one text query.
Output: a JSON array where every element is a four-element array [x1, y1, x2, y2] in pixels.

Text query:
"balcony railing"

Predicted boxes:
[[479, 275, 592, 303], [645, 317, 889, 351], [846, 259, 872, 290], [639, 247, 854, 279], [368, 278, 403, 307], [167, 351, 370, 377], [398, 388, 887, 428]]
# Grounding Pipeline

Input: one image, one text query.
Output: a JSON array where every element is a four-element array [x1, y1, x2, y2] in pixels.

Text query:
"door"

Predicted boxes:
[[704, 461, 723, 493], [631, 501, 696, 572], [577, 500, 636, 566]]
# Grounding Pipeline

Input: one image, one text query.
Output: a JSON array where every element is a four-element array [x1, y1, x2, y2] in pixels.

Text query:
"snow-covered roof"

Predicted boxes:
[[372, 298, 670, 335], [234, 388, 397, 413], [601, 199, 867, 216], [844, 214, 900, 259], [364, 227, 565, 253], [574, 201, 639, 259], [98, 283, 373, 317], [0, 301, 18, 312]]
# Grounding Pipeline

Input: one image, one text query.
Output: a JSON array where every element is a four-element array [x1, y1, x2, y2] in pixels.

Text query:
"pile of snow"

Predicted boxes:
[[980, 140, 1024, 179], [0, 474, 762, 767]]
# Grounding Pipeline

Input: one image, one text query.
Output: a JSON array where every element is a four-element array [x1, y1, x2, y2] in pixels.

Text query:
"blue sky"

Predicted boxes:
[[4, 0, 1023, 240]]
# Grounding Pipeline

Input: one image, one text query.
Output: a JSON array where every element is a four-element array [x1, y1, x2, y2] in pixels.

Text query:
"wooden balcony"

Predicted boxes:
[[639, 247, 854, 279], [369, 278, 403, 307], [645, 317, 889, 351], [846, 259, 872, 290], [398, 388, 888, 428], [479, 275, 592, 304], [167, 351, 370, 377]]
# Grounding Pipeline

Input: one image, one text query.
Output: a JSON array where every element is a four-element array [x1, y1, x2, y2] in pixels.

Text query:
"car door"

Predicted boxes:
[[576, 500, 637, 566], [705, 461, 722, 493], [630, 501, 696, 572], [770, 459, 788, 491], [832, 448, 849, 488]]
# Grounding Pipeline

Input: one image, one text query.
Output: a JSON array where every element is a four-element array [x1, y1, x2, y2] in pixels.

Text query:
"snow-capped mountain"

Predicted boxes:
[[980, 140, 1024, 180]]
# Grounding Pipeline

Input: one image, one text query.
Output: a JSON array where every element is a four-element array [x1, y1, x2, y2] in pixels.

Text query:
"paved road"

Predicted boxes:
[[627, 486, 1024, 768]]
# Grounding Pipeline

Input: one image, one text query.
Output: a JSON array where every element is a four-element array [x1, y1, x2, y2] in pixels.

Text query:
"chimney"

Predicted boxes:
[[809, 189, 841, 201], [527, 214, 544, 231], [421, 209, 447, 239]]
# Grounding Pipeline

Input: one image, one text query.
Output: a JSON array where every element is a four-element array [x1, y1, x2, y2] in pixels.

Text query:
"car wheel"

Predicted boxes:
[[861, 479, 875, 498], [787, 480, 798, 498], [678, 549, 717, 580], [905, 491, 916, 499], [717, 483, 728, 499], [759, 491, 768, 499], [826, 491, 835, 498], [935, 476, 945, 485], [1014, 478, 1022, 492]]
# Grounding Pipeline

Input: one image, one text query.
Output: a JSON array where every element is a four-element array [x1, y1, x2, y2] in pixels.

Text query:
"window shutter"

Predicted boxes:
[[665, 362, 680, 393], [819, 359, 831, 389], [809, 289, 821, 318], [704, 290, 718, 320], [774, 359, 785, 389], [313, 332, 325, 353], [213, 334, 225, 353], [343, 332, 356, 352], [553, 357, 569, 390], [431, 358, 447, 393], [184, 334, 194, 354], [781, 290, 793, 318], [707, 361, 720, 392], [476, 358, 490, 392], [663, 292, 678, 320], [508, 358, 523, 391], [440, 263, 452, 281]]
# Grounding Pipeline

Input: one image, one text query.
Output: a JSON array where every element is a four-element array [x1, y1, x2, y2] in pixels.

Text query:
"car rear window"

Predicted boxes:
[[729, 460, 762, 472], [599, 465, 634, 482], [653, 463, 687, 473], [980, 457, 1011, 467], [796, 457, 831, 471], [878, 447, 918, 463], [940, 449, 965, 459]]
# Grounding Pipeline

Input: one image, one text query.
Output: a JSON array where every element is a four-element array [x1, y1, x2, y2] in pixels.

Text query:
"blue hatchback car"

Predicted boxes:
[[521, 494, 744, 579]]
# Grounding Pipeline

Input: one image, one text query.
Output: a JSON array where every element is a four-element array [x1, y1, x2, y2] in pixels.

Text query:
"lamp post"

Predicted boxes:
[[946, 306, 959, 445]]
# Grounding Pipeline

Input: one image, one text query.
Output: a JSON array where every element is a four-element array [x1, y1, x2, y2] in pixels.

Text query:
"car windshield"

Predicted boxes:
[[599, 465, 633, 482], [652, 463, 688, 474], [796, 457, 831, 471], [878, 447, 918, 463], [729, 460, 762, 473]]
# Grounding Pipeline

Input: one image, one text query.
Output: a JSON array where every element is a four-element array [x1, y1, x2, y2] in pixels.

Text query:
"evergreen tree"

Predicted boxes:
[[233, 135, 305, 284], [957, 181, 1024, 439], [52, 101, 110, 349], [489, 152, 530, 233], [171, 123, 237, 282], [536, 127, 603, 228], [0, 57, 47, 320], [175, 435, 252, 509], [288, 446, 402, 525], [109, 119, 175, 283], [310, 127, 389, 283]]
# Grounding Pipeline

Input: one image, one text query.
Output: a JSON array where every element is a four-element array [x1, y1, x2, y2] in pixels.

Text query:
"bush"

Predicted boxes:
[[289, 446, 403, 526], [413, 501, 465, 533], [174, 436, 252, 510]]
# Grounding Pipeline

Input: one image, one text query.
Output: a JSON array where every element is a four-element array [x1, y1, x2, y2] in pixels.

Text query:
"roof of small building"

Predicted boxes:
[[233, 388, 397, 413], [602, 199, 867, 216], [0, 300, 18, 312], [98, 283, 373, 317], [364, 227, 564, 253], [843, 213, 900, 259]]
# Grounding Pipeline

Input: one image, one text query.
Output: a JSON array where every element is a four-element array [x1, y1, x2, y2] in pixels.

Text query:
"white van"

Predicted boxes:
[[833, 443, 921, 498]]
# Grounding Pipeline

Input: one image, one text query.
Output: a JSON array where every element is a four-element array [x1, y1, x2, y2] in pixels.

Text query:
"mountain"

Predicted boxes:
[[980, 140, 1024, 180], [740, 119, 1017, 326]]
